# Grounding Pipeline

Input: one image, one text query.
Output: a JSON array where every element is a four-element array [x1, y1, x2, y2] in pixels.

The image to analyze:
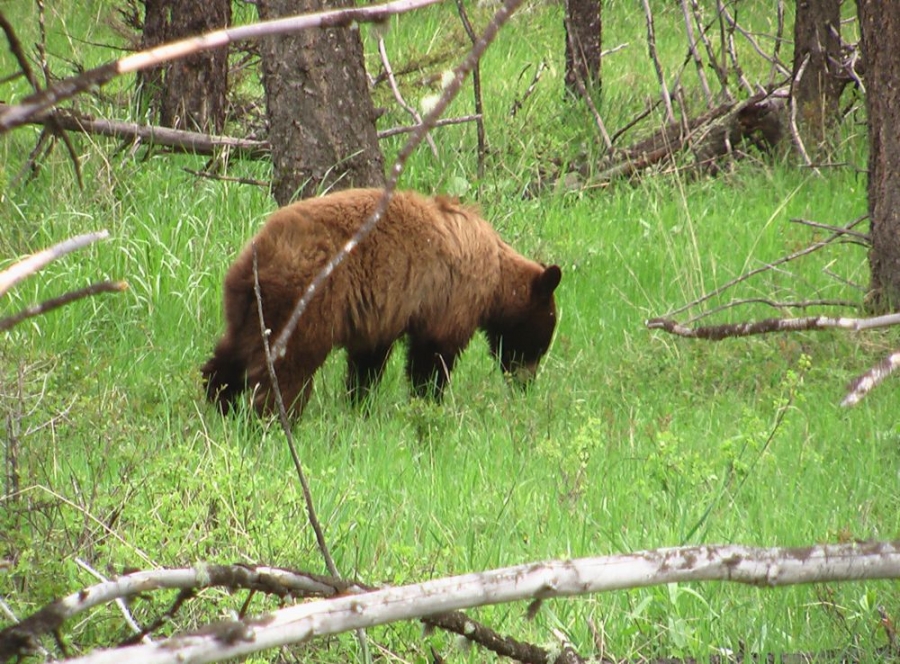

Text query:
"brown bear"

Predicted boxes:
[[201, 188, 561, 418]]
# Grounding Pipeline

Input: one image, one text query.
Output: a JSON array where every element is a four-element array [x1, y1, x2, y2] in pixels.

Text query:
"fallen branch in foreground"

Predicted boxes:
[[646, 311, 900, 340], [0, 231, 109, 297], [647, 313, 900, 406], [3, 541, 897, 664]]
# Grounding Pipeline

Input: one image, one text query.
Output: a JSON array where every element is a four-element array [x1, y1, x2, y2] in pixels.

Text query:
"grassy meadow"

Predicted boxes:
[[1, 0, 899, 661]]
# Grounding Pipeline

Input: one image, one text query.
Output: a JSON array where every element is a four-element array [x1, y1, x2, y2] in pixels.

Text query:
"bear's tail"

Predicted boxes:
[[201, 338, 247, 414]]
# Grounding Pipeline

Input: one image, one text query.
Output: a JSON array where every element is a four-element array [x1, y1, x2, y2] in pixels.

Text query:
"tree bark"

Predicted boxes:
[[563, 0, 601, 95], [257, 0, 385, 206], [857, 0, 900, 311], [791, 0, 842, 149], [140, 0, 231, 133]]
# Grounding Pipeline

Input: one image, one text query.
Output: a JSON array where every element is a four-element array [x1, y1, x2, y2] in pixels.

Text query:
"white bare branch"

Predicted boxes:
[[0, 231, 109, 297], [842, 348, 900, 407], [31, 541, 900, 664]]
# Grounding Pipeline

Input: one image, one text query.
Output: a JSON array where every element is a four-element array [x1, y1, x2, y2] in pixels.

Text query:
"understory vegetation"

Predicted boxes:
[[1, 0, 898, 661]]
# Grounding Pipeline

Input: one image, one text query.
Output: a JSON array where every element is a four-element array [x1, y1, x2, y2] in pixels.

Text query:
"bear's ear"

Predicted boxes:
[[535, 264, 562, 298]]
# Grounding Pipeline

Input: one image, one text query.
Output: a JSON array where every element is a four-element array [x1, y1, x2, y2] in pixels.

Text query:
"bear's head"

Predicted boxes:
[[485, 264, 562, 385]]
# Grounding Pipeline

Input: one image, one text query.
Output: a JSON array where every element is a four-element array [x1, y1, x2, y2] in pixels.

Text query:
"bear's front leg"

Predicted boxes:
[[346, 343, 395, 404], [405, 335, 462, 400]]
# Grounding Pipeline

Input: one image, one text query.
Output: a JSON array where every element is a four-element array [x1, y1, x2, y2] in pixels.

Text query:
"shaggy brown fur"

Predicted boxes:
[[201, 188, 561, 418]]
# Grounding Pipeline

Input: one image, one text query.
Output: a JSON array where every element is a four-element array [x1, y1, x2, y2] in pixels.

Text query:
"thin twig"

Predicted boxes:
[[679, 0, 712, 108], [0, 281, 127, 332], [659, 215, 867, 319], [377, 35, 438, 159], [251, 247, 336, 578], [789, 217, 870, 242], [0, 230, 110, 297], [789, 53, 817, 171], [769, 0, 786, 87], [454, 0, 486, 179], [640, 0, 674, 123], [509, 61, 546, 117], [687, 297, 860, 324], [74, 558, 147, 641], [563, 16, 611, 151], [251, 248, 370, 663], [376, 114, 481, 138], [720, 3, 791, 79], [689, 0, 731, 101], [271, 0, 524, 359]]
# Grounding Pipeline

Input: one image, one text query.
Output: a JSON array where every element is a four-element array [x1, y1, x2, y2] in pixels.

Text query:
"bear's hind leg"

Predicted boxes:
[[347, 343, 394, 405], [406, 336, 461, 401]]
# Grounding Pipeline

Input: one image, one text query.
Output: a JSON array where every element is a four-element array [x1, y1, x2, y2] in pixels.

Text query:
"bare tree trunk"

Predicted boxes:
[[857, 0, 900, 311], [791, 0, 842, 149], [140, 0, 231, 133], [257, 0, 385, 206], [564, 0, 601, 95]]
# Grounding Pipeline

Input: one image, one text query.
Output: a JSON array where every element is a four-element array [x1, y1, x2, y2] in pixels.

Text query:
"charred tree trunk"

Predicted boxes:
[[564, 0, 601, 95], [791, 0, 843, 149], [257, 0, 385, 206], [140, 0, 231, 133], [857, 0, 900, 311]]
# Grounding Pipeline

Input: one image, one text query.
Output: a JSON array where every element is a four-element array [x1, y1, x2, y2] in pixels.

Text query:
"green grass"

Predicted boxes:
[[1, 1, 899, 662]]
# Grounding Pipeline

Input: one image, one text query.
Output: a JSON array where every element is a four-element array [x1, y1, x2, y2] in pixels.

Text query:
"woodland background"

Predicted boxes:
[[1, 0, 899, 662]]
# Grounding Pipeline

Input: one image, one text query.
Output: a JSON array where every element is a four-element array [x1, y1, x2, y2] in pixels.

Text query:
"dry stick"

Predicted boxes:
[[272, 0, 524, 359], [250, 248, 370, 663], [788, 53, 817, 172], [657, 214, 867, 320], [0, 12, 83, 188], [647, 311, 900, 342], [769, 0, 786, 87], [0, 281, 127, 332], [377, 114, 481, 138], [0, 230, 110, 297], [454, 0, 487, 179], [563, 16, 612, 151], [688, 297, 860, 323], [509, 61, 546, 117], [73, 558, 146, 642], [640, 0, 675, 124], [718, 0, 754, 95], [843, 349, 900, 407], [789, 217, 870, 243], [679, 0, 713, 108], [689, 0, 731, 101], [377, 36, 439, 159], [0, 0, 443, 133], [250, 247, 337, 580], [720, 3, 791, 79], [55, 542, 900, 664]]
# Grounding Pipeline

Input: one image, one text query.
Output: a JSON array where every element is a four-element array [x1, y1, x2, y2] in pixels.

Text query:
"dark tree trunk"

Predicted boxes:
[[257, 0, 385, 206], [140, 0, 231, 133], [857, 0, 900, 311], [563, 0, 601, 95], [791, 0, 843, 149]]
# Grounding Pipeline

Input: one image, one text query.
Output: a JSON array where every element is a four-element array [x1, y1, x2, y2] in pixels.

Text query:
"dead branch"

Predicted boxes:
[[377, 35, 439, 159], [0, 0, 444, 133], [0, 231, 109, 297], [679, 0, 713, 108], [509, 62, 546, 117], [842, 348, 900, 407], [640, 0, 675, 123], [647, 311, 900, 341], [688, 297, 860, 323], [563, 15, 612, 151], [660, 215, 867, 319], [19, 541, 899, 664], [0, 281, 127, 332], [455, 0, 487, 179]]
